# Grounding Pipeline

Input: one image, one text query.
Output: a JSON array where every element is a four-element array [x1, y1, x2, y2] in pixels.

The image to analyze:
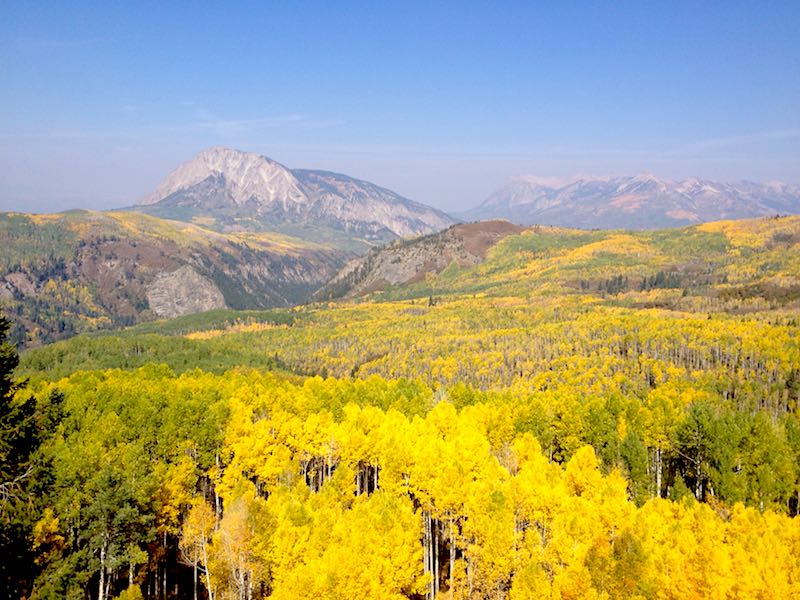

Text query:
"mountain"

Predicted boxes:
[[461, 174, 800, 229], [136, 146, 455, 242], [315, 220, 526, 300], [0, 210, 342, 347]]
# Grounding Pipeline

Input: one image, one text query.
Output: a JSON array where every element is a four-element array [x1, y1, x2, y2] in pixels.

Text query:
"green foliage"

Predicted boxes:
[[108, 308, 295, 337], [0, 313, 65, 598]]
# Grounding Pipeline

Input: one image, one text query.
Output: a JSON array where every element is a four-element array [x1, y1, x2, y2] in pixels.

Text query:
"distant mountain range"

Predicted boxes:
[[135, 146, 455, 243], [460, 174, 800, 229], [135, 148, 800, 234]]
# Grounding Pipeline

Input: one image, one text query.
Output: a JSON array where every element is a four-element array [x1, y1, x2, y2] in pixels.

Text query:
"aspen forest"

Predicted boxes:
[[3, 216, 800, 599]]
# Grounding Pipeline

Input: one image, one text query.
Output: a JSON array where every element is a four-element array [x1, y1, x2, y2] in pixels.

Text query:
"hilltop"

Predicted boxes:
[[315, 214, 800, 306], [315, 220, 525, 300]]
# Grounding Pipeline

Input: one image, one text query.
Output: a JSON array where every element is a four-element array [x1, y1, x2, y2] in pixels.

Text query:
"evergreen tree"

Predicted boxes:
[[0, 313, 39, 596]]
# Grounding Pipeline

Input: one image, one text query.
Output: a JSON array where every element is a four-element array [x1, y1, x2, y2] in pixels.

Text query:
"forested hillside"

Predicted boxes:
[[5, 215, 800, 599], [0, 211, 344, 347]]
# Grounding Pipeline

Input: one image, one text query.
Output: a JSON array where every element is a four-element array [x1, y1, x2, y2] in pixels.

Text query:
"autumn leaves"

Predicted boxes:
[[28, 369, 800, 599]]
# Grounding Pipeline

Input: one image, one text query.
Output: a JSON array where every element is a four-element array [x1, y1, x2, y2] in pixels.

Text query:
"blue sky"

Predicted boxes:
[[1, 1, 798, 212]]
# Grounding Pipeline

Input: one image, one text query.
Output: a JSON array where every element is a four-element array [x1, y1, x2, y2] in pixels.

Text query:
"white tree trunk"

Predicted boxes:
[[450, 519, 455, 599], [655, 447, 662, 498], [99, 541, 106, 600]]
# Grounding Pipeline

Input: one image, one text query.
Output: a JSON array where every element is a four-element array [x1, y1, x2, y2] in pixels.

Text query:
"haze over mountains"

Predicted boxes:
[[3, 144, 800, 346], [462, 174, 800, 229], [135, 147, 800, 232], [135, 146, 455, 243]]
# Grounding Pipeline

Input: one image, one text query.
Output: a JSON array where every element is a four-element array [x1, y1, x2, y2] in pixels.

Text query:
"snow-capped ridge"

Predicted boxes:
[[461, 174, 800, 229]]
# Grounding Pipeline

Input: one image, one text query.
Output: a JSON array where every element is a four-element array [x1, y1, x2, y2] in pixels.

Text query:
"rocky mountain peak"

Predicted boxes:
[[135, 146, 456, 241], [139, 147, 306, 208]]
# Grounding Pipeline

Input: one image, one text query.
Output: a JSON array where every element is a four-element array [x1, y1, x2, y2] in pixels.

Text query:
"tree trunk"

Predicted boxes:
[[99, 541, 106, 600], [655, 447, 662, 498], [423, 511, 429, 600], [450, 520, 455, 599], [695, 456, 703, 500], [202, 539, 213, 600], [423, 510, 434, 600], [194, 562, 198, 600], [433, 517, 439, 597], [214, 454, 222, 522], [163, 531, 168, 600]]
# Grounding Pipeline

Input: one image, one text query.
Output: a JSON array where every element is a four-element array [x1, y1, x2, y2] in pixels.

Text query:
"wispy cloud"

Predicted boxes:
[[687, 129, 800, 151], [12, 36, 127, 49], [10, 111, 343, 141], [190, 114, 343, 136], [187, 107, 343, 136]]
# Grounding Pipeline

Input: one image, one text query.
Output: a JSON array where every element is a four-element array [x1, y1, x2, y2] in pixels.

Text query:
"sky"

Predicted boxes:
[[1, 1, 799, 213]]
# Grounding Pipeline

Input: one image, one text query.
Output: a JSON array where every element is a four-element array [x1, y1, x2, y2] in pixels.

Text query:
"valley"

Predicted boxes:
[[7, 213, 800, 598], [3, 150, 800, 600]]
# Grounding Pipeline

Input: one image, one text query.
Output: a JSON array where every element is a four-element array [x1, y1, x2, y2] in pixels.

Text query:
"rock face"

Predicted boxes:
[[140, 146, 307, 209], [316, 221, 525, 299], [137, 146, 455, 241], [461, 175, 800, 229], [146, 266, 226, 318]]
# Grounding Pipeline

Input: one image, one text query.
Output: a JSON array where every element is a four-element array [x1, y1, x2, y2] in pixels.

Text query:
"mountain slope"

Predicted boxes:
[[0, 210, 343, 346], [462, 174, 800, 229], [317, 214, 800, 306], [315, 220, 525, 300], [136, 146, 455, 242]]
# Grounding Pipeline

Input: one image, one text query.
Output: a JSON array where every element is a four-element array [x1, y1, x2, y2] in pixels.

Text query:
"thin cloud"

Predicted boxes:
[[14, 113, 342, 141], [687, 129, 800, 151], [192, 114, 308, 136], [12, 36, 127, 49], [188, 109, 343, 136]]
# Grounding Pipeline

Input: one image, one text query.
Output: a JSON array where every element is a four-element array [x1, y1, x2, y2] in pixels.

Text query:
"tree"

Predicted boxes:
[[0, 312, 42, 596], [180, 497, 217, 600], [675, 402, 714, 500]]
